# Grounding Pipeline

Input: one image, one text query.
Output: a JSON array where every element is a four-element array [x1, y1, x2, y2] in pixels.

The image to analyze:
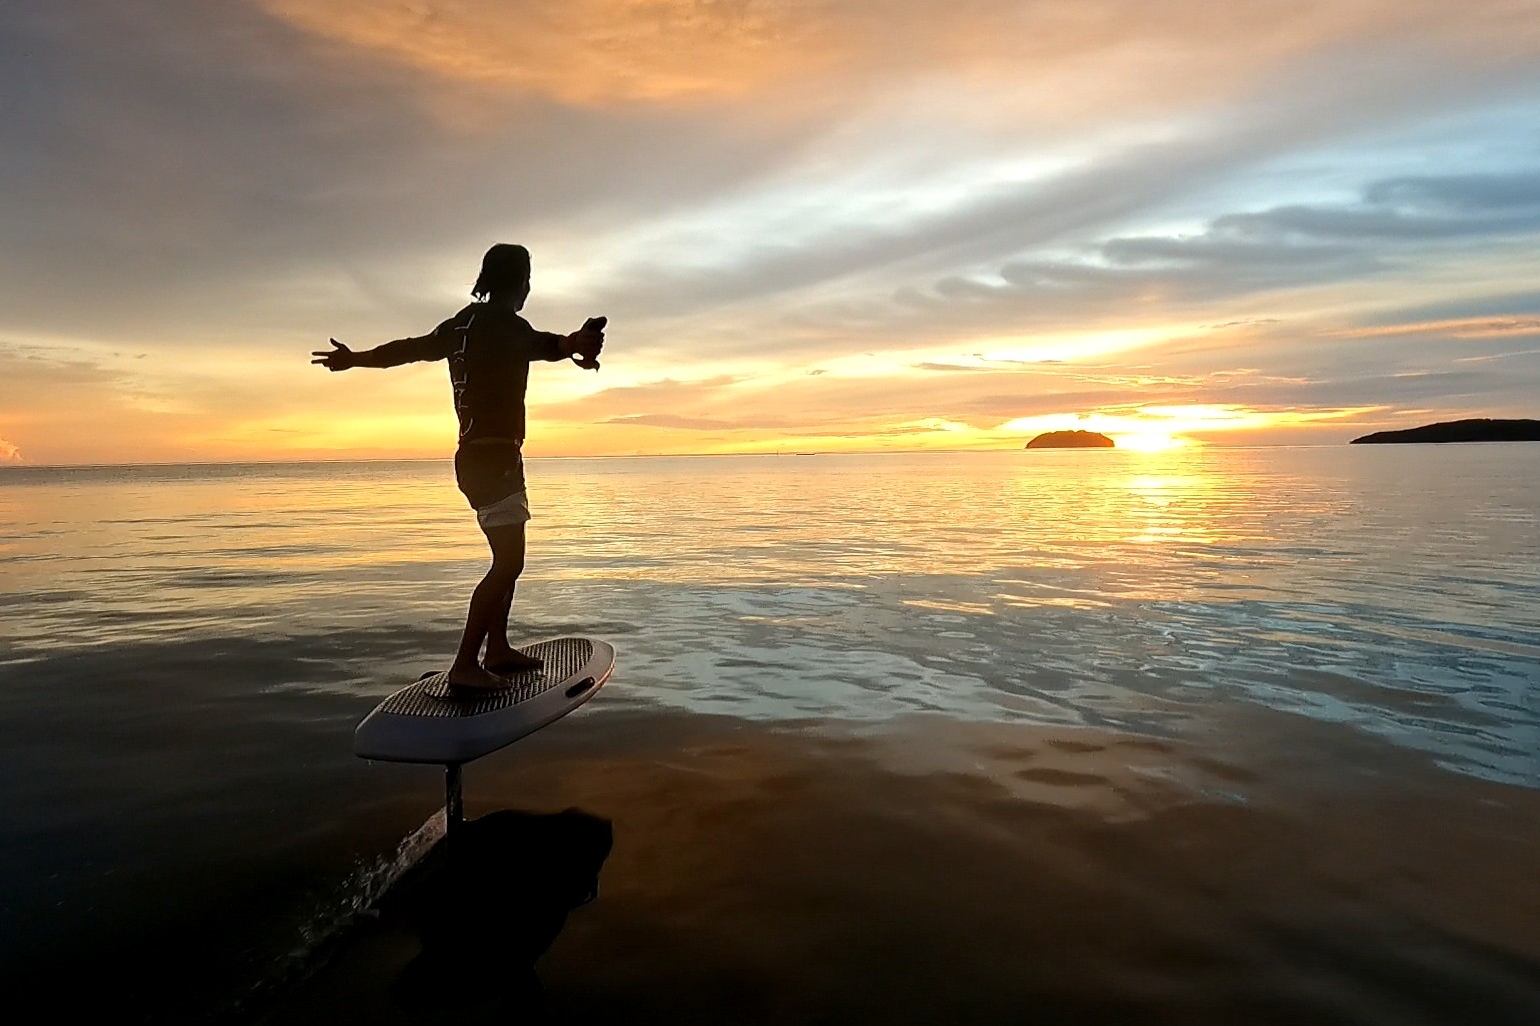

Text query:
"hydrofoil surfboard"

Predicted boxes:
[[354, 637, 615, 765]]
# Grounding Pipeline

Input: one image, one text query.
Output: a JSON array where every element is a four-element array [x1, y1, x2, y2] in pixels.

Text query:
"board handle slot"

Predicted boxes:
[[565, 676, 597, 699]]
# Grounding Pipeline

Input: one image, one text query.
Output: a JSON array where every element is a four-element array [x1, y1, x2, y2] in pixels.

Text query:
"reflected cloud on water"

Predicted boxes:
[[255, 713, 1540, 1026]]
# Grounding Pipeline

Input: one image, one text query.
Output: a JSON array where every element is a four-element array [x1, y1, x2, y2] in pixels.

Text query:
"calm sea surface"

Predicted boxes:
[[2, 447, 1538, 1023]]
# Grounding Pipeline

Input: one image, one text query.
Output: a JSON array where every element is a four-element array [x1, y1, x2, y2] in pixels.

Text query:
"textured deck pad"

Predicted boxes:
[[385, 638, 597, 717], [355, 637, 614, 764]]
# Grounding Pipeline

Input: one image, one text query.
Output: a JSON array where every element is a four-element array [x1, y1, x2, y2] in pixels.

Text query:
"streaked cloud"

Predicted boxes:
[[1331, 316, 1540, 340], [256, 0, 1540, 111]]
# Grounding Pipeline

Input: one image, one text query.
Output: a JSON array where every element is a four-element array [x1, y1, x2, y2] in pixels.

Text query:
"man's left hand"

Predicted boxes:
[[565, 316, 605, 369]]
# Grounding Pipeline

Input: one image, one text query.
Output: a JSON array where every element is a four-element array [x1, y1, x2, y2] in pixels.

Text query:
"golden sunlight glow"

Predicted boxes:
[[976, 328, 1175, 366], [213, 412, 456, 454], [999, 403, 1378, 450], [1111, 431, 1183, 452], [257, 0, 842, 105]]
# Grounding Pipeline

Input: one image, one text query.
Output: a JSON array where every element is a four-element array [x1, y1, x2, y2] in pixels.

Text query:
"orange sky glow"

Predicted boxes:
[[2, 1, 1539, 464]]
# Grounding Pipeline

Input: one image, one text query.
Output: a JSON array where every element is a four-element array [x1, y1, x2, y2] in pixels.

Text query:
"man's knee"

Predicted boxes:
[[488, 555, 525, 586], [476, 561, 517, 593]]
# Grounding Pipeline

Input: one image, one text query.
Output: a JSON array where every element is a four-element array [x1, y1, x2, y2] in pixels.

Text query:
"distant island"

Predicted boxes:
[[1350, 418, 1540, 444], [1025, 430, 1114, 449]]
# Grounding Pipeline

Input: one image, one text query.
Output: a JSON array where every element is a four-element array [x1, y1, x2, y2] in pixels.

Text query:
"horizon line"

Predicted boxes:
[[0, 440, 1383, 471]]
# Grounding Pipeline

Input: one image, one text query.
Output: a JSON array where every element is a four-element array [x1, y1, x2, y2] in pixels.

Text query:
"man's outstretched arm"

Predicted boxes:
[[312, 328, 451, 372], [529, 316, 605, 366]]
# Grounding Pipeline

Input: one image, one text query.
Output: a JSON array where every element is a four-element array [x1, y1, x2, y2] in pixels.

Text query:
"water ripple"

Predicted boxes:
[[2, 448, 1537, 786]]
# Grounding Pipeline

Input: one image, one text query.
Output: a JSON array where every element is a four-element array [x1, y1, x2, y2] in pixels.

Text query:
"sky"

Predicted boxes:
[[3, 0, 1540, 464]]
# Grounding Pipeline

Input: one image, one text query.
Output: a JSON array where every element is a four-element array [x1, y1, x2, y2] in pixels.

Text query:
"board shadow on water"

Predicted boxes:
[[244, 808, 615, 1025]]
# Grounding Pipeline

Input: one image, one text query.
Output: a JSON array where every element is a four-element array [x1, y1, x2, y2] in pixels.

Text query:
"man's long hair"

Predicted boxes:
[[472, 243, 530, 300]]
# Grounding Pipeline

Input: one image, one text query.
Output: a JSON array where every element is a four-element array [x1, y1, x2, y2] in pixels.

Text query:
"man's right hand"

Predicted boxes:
[[311, 339, 357, 372]]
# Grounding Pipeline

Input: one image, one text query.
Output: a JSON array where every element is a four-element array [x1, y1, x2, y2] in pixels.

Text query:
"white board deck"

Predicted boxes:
[[354, 637, 614, 764]]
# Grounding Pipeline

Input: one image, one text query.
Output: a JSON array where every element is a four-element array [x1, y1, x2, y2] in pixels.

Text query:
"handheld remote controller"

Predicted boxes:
[[572, 316, 606, 371]]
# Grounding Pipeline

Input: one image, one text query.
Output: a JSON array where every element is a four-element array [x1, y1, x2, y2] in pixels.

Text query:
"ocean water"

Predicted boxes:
[[2, 447, 1538, 1024]]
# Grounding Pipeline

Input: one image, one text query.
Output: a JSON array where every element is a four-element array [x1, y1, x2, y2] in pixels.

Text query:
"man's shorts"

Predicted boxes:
[[454, 441, 531, 530], [475, 488, 531, 529]]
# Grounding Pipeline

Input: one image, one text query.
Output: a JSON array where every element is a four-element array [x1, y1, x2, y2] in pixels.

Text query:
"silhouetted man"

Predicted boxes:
[[313, 244, 604, 690]]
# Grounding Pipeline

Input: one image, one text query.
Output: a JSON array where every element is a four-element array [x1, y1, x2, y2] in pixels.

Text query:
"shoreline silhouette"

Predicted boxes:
[[1350, 418, 1540, 444]]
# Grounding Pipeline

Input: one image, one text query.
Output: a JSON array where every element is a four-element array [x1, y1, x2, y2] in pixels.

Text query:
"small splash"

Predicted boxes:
[[302, 812, 444, 946], [237, 811, 445, 1011]]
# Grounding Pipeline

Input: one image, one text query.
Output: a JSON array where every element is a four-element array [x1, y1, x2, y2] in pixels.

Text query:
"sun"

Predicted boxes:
[[1111, 431, 1185, 452]]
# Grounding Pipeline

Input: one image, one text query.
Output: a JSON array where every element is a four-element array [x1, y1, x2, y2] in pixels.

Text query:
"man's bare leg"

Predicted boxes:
[[447, 523, 527, 689], [485, 580, 543, 674]]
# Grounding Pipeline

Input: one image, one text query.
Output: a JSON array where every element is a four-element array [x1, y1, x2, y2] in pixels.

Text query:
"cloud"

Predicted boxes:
[[6, 0, 1539, 350], [1204, 173, 1540, 243], [1365, 171, 1540, 212], [607, 413, 740, 431], [0, 438, 21, 462], [1102, 170, 1540, 270], [256, 0, 843, 106], [1331, 316, 1540, 340], [256, 0, 1540, 110], [0, 1, 832, 344], [846, 167, 1540, 357]]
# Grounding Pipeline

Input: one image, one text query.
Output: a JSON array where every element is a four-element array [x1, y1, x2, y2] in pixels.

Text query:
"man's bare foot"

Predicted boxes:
[[446, 663, 514, 691], [484, 648, 544, 675]]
